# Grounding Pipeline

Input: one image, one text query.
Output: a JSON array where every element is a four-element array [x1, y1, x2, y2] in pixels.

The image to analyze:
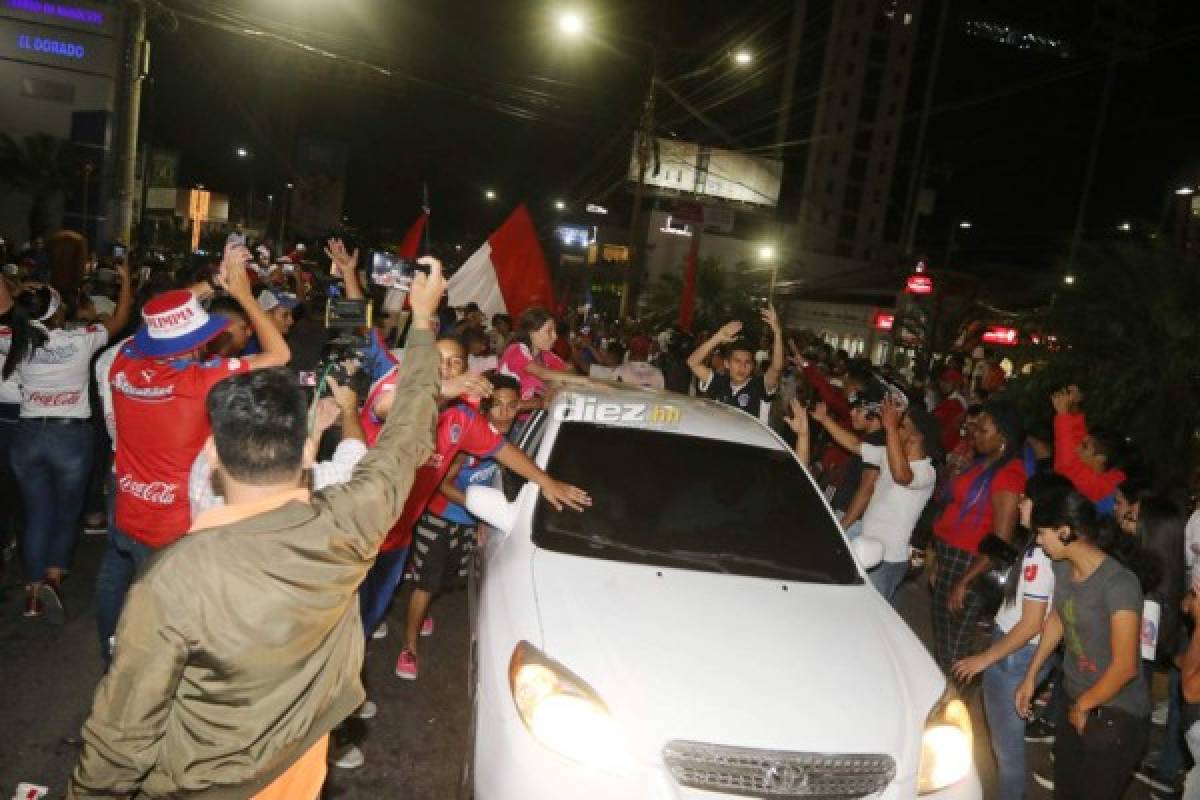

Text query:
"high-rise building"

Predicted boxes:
[[793, 0, 924, 265]]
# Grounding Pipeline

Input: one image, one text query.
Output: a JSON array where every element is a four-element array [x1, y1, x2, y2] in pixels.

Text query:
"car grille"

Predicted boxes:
[[662, 740, 896, 799]]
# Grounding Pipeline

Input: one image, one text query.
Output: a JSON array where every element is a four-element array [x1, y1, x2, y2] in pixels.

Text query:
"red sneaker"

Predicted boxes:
[[395, 648, 419, 681]]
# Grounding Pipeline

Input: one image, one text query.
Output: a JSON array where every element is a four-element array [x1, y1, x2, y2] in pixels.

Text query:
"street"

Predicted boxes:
[[0, 530, 1169, 799]]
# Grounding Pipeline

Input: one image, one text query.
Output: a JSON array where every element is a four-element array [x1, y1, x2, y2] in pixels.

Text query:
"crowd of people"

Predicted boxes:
[[1, 227, 1199, 799]]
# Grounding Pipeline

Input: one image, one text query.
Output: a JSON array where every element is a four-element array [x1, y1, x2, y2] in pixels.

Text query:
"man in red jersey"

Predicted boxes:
[[94, 243, 290, 663]]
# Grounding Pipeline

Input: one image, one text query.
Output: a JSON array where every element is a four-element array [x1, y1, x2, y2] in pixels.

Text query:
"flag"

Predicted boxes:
[[448, 204, 555, 318], [397, 212, 428, 259], [678, 233, 700, 331]]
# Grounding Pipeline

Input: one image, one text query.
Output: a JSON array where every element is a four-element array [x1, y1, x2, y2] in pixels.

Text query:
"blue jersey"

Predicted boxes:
[[437, 454, 501, 525]]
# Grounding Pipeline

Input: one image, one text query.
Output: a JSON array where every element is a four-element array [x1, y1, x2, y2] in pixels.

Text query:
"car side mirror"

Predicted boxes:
[[851, 536, 884, 571], [466, 486, 517, 535]]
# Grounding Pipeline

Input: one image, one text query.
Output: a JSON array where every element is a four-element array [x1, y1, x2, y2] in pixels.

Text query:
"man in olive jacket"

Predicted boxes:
[[68, 261, 447, 799]]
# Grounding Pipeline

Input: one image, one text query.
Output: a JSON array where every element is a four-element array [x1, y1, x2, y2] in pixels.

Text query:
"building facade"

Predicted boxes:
[[0, 0, 120, 246], [795, 0, 924, 263]]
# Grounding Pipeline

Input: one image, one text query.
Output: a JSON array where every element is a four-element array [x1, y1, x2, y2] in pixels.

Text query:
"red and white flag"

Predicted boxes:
[[448, 204, 555, 318], [397, 212, 427, 259]]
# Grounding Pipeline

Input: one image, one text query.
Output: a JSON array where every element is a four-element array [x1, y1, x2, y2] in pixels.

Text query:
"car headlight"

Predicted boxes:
[[917, 687, 973, 793], [509, 641, 632, 774]]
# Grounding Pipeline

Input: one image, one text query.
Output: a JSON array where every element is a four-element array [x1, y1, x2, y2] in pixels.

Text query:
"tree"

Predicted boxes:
[[642, 255, 770, 335], [0, 133, 81, 239], [1004, 241, 1200, 487]]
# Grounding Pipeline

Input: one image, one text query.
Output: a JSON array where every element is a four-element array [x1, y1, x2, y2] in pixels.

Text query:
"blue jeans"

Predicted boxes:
[[10, 419, 94, 580], [982, 632, 1051, 800], [1184, 721, 1200, 800], [94, 473, 156, 663], [868, 560, 908, 605], [359, 547, 410, 639]]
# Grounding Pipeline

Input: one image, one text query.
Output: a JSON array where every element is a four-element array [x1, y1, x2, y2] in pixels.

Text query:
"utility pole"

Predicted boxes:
[[114, 0, 148, 247], [900, 0, 952, 257], [1065, 57, 1117, 273], [618, 64, 656, 321]]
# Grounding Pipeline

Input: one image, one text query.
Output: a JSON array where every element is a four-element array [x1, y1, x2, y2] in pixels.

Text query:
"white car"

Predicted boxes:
[[461, 384, 981, 800]]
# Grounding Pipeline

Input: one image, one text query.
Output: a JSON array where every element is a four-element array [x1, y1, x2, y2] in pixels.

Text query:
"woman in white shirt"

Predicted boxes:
[[952, 473, 1070, 800], [3, 266, 131, 620]]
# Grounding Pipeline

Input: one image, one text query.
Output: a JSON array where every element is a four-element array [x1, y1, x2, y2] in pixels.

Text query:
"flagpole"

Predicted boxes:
[[421, 182, 431, 257]]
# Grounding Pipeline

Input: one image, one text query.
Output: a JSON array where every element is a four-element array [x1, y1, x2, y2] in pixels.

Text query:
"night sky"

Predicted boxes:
[[140, 0, 1200, 269]]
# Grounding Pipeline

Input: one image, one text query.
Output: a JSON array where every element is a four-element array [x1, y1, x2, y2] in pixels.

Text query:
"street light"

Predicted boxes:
[[554, 200, 567, 211], [485, 189, 497, 201], [733, 49, 754, 66], [557, 10, 585, 37], [757, 244, 776, 261], [235, 146, 249, 158], [1175, 186, 1194, 196], [958, 220, 972, 229], [1064, 274, 1076, 285], [1117, 221, 1132, 232]]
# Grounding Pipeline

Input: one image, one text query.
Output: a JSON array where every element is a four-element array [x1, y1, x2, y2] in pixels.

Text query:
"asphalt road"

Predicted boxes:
[[0, 531, 1171, 799]]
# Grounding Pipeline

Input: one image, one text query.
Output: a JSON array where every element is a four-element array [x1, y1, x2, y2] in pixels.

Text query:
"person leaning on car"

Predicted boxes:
[[67, 260, 447, 800]]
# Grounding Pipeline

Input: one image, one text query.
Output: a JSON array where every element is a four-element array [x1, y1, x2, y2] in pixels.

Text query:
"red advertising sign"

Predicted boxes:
[[905, 273, 934, 295], [981, 325, 1019, 346], [872, 311, 895, 330]]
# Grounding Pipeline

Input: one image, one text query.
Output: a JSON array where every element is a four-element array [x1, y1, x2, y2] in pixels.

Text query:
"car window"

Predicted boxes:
[[533, 422, 862, 584], [502, 409, 548, 501]]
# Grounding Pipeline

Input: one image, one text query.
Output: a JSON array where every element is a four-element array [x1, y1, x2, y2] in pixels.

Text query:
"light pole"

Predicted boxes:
[[758, 244, 778, 302], [942, 220, 971, 268], [279, 182, 293, 249]]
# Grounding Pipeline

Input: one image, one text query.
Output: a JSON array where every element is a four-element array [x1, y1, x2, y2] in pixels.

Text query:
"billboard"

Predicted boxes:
[[631, 137, 782, 208], [289, 138, 348, 235]]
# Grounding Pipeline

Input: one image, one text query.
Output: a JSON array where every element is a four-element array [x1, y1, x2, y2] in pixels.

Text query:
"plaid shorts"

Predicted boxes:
[[931, 538, 989, 674], [410, 511, 477, 594]]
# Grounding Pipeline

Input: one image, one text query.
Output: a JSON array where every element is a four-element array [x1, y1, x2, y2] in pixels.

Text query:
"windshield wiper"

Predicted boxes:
[[665, 549, 842, 583], [541, 528, 733, 572]]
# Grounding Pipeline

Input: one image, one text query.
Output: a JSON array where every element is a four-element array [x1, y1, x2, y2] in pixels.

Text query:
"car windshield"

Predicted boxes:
[[533, 422, 861, 585]]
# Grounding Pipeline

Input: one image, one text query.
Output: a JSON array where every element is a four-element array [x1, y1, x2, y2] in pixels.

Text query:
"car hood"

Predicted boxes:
[[532, 549, 944, 765]]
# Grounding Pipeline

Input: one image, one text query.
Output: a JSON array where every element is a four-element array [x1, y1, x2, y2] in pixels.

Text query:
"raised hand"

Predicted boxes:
[[785, 398, 810, 437], [1050, 389, 1070, 416], [216, 242, 254, 299], [760, 305, 780, 333], [408, 256, 446, 320], [324, 237, 358, 277], [715, 320, 743, 344]]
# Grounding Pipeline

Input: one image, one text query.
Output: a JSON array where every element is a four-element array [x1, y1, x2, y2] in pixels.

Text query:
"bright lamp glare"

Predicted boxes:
[[555, 200, 567, 211], [758, 245, 776, 261], [918, 725, 972, 790], [917, 696, 973, 792], [511, 649, 631, 774], [485, 189, 497, 200], [1064, 274, 1076, 285], [558, 10, 585, 37], [733, 50, 754, 66], [958, 220, 972, 229]]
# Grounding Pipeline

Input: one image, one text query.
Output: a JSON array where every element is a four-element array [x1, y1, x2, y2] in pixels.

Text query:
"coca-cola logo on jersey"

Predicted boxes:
[[118, 474, 177, 505], [113, 372, 175, 400], [26, 390, 81, 407]]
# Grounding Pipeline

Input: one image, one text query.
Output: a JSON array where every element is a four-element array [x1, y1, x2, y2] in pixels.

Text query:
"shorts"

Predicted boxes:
[[410, 511, 476, 594]]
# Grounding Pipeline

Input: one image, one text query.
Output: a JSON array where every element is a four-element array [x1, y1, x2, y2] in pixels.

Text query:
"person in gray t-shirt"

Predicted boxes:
[[1016, 489, 1150, 800]]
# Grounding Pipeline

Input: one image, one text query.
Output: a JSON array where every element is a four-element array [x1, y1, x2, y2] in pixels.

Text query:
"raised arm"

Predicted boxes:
[[217, 243, 291, 369], [880, 397, 915, 486], [810, 400, 862, 456], [762, 306, 784, 393], [316, 258, 443, 560], [325, 237, 363, 301], [687, 320, 742, 385], [99, 261, 133, 340], [784, 398, 811, 465]]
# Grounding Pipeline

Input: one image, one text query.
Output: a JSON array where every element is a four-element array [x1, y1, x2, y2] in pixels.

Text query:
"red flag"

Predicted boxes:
[[448, 204, 555, 318], [678, 234, 700, 332], [397, 212, 428, 259]]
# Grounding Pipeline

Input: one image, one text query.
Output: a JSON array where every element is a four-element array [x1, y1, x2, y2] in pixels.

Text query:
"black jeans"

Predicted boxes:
[[1053, 705, 1149, 800]]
